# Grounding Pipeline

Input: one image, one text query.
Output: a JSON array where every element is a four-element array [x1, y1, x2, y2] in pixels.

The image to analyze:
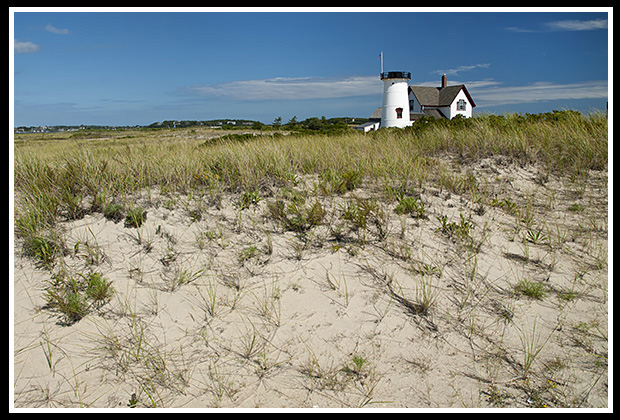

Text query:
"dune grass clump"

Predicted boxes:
[[124, 207, 147, 228], [267, 198, 326, 233], [45, 271, 114, 324], [394, 195, 426, 219]]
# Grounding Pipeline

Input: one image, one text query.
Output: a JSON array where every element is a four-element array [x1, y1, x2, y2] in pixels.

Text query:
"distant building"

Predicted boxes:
[[357, 73, 476, 131], [354, 108, 382, 132]]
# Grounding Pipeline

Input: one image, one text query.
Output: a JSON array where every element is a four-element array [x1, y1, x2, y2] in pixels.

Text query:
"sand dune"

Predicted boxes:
[[13, 156, 608, 409]]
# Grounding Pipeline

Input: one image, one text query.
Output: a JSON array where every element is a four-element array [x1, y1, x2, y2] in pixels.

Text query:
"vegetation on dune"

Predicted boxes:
[[12, 110, 608, 408], [14, 110, 607, 240]]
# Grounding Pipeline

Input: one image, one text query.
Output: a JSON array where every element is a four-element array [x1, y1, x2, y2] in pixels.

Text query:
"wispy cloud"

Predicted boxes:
[[185, 75, 381, 101], [184, 74, 607, 109], [45, 23, 70, 35], [433, 63, 490, 76], [545, 18, 608, 31], [14, 39, 40, 54], [506, 18, 608, 33], [469, 79, 608, 107]]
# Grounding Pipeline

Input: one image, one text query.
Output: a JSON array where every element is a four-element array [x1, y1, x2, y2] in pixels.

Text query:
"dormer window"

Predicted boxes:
[[457, 99, 467, 111]]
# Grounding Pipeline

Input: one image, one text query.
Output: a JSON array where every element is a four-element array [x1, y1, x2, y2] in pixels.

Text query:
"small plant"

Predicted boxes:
[[558, 288, 579, 302], [45, 270, 114, 323], [45, 275, 89, 324], [195, 229, 217, 249], [342, 355, 370, 377], [24, 235, 60, 267], [237, 190, 262, 210], [436, 213, 473, 243], [485, 384, 507, 407], [84, 271, 114, 307], [325, 169, 363, 194], [568, 203, 585, 212], [491, 197, 518, 215], [526, 227, 549, 245], [515, 318, 554, 378], [128, 393, 138, 408], [189, 208, 202, 222], [338, 197, 387, 241], [394, 195, 426, 219], [515, 278, 547, 300], [125, 207, 147, 228], [238, 244, 259, 265], [267, 198, 325, 233], [103, 203, 125, 223], [340, 201, 368, 231], [74, 234, 107, 267]]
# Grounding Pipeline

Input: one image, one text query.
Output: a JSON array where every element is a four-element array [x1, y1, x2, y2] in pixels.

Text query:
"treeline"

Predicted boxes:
[[14, 124, 133, 133], [146, 119, 259, 129], [267, 115, 364, 133]]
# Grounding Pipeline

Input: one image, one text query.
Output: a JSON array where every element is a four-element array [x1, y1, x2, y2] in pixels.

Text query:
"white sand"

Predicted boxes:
[[13, 158, 608, 409]]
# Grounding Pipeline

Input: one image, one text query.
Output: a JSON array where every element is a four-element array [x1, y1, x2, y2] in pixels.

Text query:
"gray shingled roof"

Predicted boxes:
[[409, 85, 476, 107], [410, 109, 447, 120], [369, 107, 382, 121]]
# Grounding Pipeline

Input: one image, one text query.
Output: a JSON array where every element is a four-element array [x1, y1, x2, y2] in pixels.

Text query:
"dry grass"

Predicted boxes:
[[13, 111, 608, 408]]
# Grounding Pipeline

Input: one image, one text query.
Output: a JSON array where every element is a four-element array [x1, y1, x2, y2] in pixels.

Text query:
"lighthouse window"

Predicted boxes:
[[457, 99, 467, 111], [396, 107, 403, 119]]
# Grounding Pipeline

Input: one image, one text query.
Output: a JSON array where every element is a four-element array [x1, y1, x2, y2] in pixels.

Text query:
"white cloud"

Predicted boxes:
[[545, 19, 608, 31], [506, 18, 608, 33], [184, 75, 607, 109], [433, 63, 490, 76], [504, 26, 536, 33], [14, 39, 40, 54], [469, 80, 608, 107], [186, 75, 381, 101], [45, 23, 70, 35]]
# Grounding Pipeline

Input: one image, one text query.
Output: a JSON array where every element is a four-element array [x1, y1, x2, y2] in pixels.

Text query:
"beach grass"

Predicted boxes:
[[13, 110, 608, 408]]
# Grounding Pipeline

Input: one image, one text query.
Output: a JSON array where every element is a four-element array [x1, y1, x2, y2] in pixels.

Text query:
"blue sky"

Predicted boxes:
[[11, 8, 610, 126]]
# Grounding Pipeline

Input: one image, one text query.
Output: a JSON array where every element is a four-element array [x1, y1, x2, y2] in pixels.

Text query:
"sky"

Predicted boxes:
[[11, 8, 611, 126]]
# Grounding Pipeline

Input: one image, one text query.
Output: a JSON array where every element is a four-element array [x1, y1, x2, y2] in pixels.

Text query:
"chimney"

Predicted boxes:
[[441, 74, 447, 88]]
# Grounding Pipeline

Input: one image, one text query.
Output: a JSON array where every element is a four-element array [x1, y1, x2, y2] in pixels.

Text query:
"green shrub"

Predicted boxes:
[[45, 276, 89, 324], [267, 198, 325, 233], [515, 278, 547, 300], [394, 196, 426, 219], [45, 271, 113, 324], [103, 203, 125, 222], [124, 207, 147, 228], [23, 235, 61, 267], [85, 272, 114, 306]]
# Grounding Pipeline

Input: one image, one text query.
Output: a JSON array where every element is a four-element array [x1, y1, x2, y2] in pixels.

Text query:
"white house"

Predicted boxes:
[[354, 108, 381, 132], [356, 73, 476, 131], [355, 121, 381, 132], [409, 74, 476, 121]]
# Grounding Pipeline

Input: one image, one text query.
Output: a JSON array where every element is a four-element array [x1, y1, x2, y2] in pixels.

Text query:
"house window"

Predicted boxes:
[[396, 107, 403, 119], [457, 99, 467, 111]]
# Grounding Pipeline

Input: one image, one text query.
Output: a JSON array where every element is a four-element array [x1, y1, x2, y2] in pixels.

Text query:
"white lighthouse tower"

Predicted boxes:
[[380, 70, 412, 129]]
